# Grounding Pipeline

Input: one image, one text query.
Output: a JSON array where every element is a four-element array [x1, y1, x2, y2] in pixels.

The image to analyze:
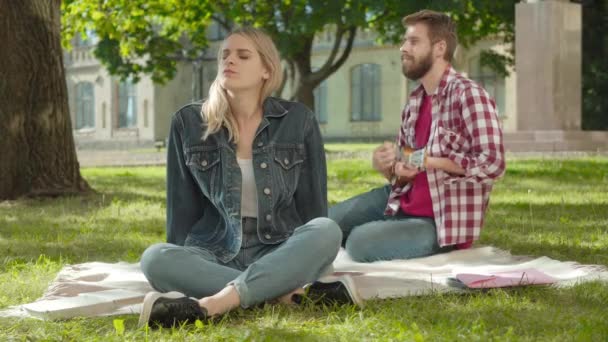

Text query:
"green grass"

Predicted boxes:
[[1, 156, 608, 341], [325, 143, 379, 153]]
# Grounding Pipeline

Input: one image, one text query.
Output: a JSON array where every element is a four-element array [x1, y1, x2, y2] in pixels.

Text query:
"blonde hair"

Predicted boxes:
[[201, 27, 283, 142]]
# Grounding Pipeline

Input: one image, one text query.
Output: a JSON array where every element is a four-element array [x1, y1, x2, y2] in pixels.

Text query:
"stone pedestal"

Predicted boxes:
[[515, 0, 582, 130]]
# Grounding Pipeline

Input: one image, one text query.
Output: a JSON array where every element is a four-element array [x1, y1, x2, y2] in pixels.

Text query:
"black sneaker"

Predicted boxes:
[[305, 275, 363, 306], [138, 291, 208, 328]]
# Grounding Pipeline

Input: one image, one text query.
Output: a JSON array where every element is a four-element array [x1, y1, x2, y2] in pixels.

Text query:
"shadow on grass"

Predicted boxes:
[[83, 167, 166, 203], [480, 236, 608, 266], [505, 159, 608, 180], [0, 213, 165, 269], [359, 283, 608, 340], [481, 201, 607, 265], [0, 171, 166, 268]]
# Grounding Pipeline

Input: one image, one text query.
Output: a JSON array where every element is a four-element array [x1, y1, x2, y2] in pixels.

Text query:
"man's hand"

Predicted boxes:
[[372, 141, 397, 180], [402, 147, 426, 170], [394, 162, 419, 179], [393, 162, 419, 186]]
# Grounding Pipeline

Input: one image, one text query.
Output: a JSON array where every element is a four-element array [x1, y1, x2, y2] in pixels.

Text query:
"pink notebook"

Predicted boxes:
[[455, 268, 557, 289]]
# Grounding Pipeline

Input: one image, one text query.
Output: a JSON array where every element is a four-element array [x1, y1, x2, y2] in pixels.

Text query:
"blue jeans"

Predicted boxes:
[[329, 185, 452, 262], [140, 217, 341, 308]]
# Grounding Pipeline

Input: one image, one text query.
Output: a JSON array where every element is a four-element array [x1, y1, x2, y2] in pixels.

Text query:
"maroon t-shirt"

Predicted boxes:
[[400, 93, 434, 218], [398, 92, 474, 250]]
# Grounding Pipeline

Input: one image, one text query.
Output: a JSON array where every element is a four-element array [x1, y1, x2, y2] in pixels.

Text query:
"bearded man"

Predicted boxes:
[[328, 9, 506, 262]]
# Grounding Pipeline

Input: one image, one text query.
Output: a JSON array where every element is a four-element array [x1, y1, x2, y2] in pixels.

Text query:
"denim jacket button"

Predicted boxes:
[[284, 158, 290, 165], [263, 188, 271, 195], [257, 142, 264, 147], [265, 214, 272, 221], [201, 160, 208, 167], [264, 234, 271, 240], [260, 162, 268, 169]]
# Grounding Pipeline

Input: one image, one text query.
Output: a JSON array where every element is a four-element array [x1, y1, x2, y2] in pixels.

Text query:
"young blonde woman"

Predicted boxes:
[[138, 27, 341, 328]]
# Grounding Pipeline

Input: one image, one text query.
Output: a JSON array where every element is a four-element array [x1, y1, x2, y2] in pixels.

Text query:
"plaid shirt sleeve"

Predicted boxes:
[[397, 106, 408, 147], [443, 86, 506, 184]]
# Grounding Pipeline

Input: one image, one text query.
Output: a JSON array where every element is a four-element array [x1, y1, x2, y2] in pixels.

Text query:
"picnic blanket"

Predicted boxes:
[[1, 246, 607, 320]]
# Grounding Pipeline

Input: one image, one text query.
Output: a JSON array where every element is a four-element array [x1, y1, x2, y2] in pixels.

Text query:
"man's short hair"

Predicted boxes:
[[402, 10, 458, 62]]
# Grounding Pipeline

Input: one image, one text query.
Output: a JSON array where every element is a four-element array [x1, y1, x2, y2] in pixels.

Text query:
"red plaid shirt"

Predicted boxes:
[[385, 67, 505, 246]]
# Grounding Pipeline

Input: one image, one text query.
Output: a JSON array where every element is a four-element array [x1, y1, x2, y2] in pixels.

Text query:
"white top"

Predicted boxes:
[[237, 158, 258, 218]]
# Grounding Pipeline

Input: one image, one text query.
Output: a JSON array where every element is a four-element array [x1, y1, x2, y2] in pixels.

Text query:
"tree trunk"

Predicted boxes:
[[0, 0, 91, 200], [294, 82, 316, 112], [287, 26, 357, 112], [291, 39, 316, 111]]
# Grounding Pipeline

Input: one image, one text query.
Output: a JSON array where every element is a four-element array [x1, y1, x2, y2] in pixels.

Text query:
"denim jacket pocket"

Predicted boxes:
[[186, 147, 221, 198], [273, 145, 305, 196], [187, 149, 220, 171]]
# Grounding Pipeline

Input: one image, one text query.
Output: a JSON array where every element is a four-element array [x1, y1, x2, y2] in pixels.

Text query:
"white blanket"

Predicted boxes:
[[2, 247, 607, 320]]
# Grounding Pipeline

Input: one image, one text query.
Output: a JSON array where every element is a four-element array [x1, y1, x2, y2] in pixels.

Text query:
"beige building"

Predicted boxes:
[[64, 33, 219, 148]]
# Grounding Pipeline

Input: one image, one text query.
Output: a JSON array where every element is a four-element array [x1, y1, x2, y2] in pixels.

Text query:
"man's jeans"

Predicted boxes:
[[329, 185, 452, 262], [140, 217, 341, 308]]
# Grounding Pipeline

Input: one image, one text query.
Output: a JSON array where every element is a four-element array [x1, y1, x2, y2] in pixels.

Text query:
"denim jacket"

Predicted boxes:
[[166, 97, 328, 263]]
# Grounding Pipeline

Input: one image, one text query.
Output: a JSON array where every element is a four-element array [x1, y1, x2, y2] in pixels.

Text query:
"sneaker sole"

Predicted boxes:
[[336, 275, 363, 306], [138, 291, 186, 328]]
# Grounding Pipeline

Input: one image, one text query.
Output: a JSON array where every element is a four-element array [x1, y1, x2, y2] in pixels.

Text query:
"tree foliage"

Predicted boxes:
[[62, 0, 215, 83], [62, 0, 515, 109]]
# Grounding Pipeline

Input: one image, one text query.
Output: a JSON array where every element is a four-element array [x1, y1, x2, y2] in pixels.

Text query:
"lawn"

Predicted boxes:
[[1, 153, 607, 341]]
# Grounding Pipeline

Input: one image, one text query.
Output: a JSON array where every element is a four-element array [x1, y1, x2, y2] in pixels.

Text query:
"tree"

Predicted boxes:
[[62, 0, 215, 83], [0, 0, 91, 200], [220, 0, 516, 106], [63, 0, 516, 110]]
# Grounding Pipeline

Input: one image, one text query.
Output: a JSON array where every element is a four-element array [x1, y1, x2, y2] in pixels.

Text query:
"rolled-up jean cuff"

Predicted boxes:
[[226, 279, 252, 309], [318, 263, 334, 278]]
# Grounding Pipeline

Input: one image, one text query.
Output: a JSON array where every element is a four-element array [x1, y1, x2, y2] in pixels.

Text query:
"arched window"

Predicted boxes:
[[350, 64, 381, 121], [118, 80, 137, 128], [75, 82, 94, 129]]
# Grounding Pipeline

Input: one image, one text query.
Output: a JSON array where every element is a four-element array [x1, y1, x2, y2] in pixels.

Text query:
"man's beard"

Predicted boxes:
[[402, 51, 433, 81]]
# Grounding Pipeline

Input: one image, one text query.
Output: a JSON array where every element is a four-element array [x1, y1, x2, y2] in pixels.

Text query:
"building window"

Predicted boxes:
[[468, 56, 506, 117], [350, 63, 381, 121], [313, 80, 328, 124], [102, 102, 106, 128], [75, 82, 95, 129], [314, 80, 328, 124], [143, 99, 149, 128], [118, 80, 137, 128], [202, 63, 218, 99], [207, 20, 229, 41]]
